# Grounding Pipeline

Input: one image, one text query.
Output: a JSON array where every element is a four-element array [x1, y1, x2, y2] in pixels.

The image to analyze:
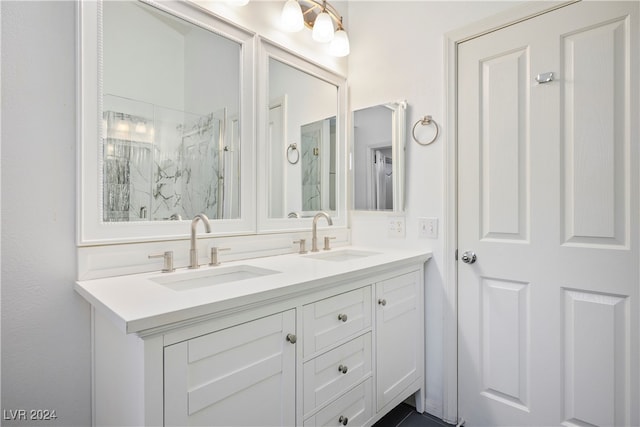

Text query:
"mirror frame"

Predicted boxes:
[[351, 100, 407, 213], [77, 0, 256, 245], [256, 38, 348, 232]]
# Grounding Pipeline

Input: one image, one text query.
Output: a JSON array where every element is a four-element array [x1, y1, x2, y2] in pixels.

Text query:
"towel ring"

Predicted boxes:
[[412, 115, 439, 146], [287, 143, 299, 164]]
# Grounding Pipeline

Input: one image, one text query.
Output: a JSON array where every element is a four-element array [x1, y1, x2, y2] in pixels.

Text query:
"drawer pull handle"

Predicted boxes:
[[338, 313, 348, 322], [338, 364, 348, 374], [378, 298, 387, 306], [286, 333, 297, 344], [339, 416, 349, 426]]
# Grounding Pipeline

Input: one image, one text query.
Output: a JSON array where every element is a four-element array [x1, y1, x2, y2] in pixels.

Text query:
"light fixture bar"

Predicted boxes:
[[281, 0, 349, 56], [299, 0, 344, 31]]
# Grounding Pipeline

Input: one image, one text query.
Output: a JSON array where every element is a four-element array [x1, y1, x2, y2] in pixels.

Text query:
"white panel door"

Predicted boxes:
[[457, 2, 638, 426]]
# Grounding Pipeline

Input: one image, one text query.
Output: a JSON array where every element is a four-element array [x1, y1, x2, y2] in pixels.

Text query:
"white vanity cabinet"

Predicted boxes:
[[80, 250, 430, 427]]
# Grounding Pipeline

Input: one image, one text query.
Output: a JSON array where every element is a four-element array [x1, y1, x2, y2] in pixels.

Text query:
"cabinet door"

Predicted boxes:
[[164, 310, 296, 426], [375, 271, 422, 411]]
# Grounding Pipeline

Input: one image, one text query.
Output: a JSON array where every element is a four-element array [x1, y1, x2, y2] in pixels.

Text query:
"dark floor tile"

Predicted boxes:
[[373, 403, 414, 427], [374, 403, 454, 427], [399, 411, 452, 427]]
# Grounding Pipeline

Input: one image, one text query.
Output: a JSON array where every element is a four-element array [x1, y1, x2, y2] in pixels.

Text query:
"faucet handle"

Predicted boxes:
[[209, 247, 230, 266], [323, 236, 336, 251], [148, 251, 175, 273], [293, 239, 308, 254]]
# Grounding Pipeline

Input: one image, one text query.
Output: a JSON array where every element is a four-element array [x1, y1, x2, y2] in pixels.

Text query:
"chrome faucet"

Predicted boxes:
[[311, 211, 333, 252], [189, 213, 212, 269]]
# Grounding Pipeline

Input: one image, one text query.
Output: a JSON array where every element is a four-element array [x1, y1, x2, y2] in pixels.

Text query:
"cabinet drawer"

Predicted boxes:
[[304, 377, 373, 427], [303, 286, 372, 356], [304, 333, 372, 416]]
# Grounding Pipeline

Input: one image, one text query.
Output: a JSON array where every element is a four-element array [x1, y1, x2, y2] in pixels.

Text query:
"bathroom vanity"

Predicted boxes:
[[76, 247, 430, 426]]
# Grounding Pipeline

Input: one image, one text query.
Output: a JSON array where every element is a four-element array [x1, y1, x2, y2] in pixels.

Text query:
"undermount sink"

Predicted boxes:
[[151, 265, 280, 291], [305, 249, 379, 262]]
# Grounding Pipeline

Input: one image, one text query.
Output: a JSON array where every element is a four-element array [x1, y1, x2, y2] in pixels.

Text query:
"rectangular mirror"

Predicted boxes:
[[257, 40, 347, 231], [102, 1, 241, 222], [79, 0, 256, 244], [352, 101, 407, 212]]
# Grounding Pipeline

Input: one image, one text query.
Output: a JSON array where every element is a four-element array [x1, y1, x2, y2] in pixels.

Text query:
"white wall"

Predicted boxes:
[[347, 1, 518, 417], [1, 2, 91, 426]]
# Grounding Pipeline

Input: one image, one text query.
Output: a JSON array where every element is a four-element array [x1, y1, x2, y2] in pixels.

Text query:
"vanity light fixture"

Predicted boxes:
[[281, 0, 350, 56]]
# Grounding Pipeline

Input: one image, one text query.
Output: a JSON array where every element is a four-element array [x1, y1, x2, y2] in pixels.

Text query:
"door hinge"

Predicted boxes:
[[455, 249, 458, 261]]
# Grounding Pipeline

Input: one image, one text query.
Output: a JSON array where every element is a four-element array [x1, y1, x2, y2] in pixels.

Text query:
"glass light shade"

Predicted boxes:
[[135, 122, 147, 134], [329, 28, 350, 57], [312, 11, 334, 43], [116, 120, 130, 132], [281, 0, 304, 32]]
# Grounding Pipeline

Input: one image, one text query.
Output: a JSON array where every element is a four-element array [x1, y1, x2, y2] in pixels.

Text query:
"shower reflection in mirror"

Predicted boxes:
[[101, 0, 241, 222], [300, 117, 336, 213]]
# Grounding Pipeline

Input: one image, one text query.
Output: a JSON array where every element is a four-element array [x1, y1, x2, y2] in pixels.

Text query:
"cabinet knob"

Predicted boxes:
[[286, 333, 297, 344], [339, 416, 349, 426], [338, 364, 348, 374], [337, 313, 348, 322], [378, 298, 387, 306]]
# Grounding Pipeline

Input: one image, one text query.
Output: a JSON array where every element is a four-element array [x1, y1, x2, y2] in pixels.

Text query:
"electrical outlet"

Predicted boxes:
[[388, 216, 406, 238], [418, 217, 438, 238]]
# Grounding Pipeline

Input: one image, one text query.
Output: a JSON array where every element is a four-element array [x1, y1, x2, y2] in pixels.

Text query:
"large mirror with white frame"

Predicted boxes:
[[78, 0, 256, 244], [352, 101, 407, 212], [257, 40, 347, 232]]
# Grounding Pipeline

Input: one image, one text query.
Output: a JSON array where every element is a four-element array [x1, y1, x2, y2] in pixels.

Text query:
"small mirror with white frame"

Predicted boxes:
[[352, 101, 407, 212], [257, 39, 348, 232]]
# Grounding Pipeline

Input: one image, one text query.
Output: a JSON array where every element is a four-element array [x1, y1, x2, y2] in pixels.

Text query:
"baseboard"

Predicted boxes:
[[424, 398, 443, 418]]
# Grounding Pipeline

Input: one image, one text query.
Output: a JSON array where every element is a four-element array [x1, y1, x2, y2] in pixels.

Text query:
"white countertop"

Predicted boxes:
[[75, 246, 432, 334]]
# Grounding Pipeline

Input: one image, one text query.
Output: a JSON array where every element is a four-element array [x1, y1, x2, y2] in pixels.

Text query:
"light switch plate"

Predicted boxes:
[[418, 217, 438, 238]]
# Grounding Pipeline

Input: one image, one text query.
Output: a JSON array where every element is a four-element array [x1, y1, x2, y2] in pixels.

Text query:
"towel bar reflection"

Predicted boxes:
[[287, 143, 300, 164]]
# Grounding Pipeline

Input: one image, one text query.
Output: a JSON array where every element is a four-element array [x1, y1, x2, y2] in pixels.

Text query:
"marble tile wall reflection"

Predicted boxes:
[[172, 114, 221, 220], [301, 123, 321, 211], [103, 98, 225, 222]]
